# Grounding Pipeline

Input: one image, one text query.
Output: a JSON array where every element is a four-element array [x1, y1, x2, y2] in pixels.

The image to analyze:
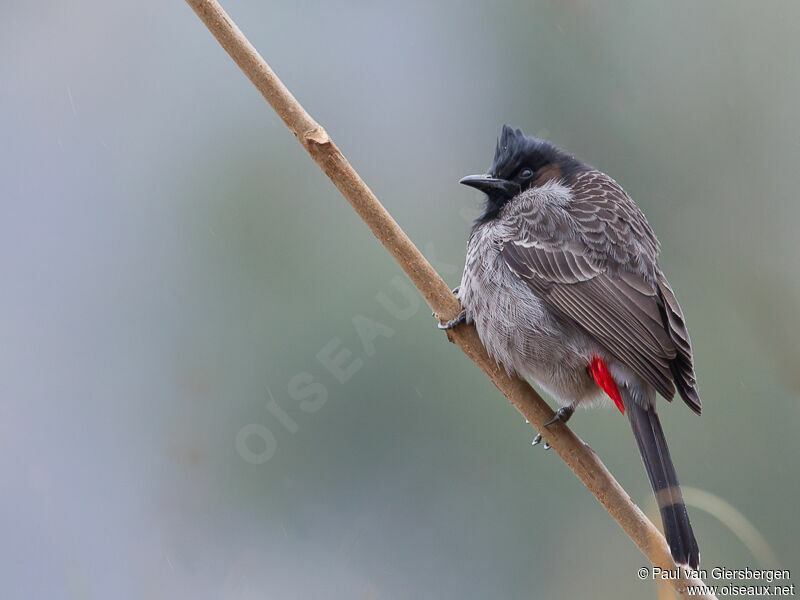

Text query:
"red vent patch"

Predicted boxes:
[[589, 356, 625, 415]]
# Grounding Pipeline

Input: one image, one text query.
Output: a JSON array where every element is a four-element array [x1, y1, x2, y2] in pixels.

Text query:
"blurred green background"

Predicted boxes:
[[2, 1, 798, 598]]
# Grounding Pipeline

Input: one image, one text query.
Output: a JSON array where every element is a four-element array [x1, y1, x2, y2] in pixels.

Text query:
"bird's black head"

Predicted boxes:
[[461, 125, 585, 224]]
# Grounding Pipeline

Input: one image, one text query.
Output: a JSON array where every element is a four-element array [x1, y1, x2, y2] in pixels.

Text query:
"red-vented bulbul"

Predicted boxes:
[[443, 125, 701, 568]]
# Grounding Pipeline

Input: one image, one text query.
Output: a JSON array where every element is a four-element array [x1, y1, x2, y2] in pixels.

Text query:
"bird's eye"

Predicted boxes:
[[519, 168, 533, 180]]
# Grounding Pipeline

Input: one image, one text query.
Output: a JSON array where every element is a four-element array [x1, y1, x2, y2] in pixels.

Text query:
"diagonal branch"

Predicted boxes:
[[184, 1, 715, 597]]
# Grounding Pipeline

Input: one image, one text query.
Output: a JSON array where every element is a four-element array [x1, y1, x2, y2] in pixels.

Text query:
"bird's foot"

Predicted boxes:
[[531, 405, 575, 450], [434, 287, 465, 330], [543, 405, 575, 428], [437, 310, 466, 330], [531, 435, 551, 450]]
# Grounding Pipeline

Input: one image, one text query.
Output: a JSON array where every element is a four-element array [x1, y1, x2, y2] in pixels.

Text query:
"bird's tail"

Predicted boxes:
[[625, 395, 700, 569]]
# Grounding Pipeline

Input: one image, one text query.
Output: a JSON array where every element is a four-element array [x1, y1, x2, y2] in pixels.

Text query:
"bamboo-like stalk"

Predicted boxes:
[[184, 1, 716, 597]]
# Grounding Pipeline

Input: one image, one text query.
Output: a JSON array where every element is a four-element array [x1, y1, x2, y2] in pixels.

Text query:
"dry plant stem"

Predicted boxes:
[[185, 1, 716, 597]]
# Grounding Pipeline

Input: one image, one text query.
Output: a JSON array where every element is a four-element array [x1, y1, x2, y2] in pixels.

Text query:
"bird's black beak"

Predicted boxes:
[[459, 174, 518, 197]]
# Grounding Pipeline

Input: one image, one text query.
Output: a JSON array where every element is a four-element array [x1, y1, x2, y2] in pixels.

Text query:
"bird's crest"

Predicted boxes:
[[491, 125, 537, 176]]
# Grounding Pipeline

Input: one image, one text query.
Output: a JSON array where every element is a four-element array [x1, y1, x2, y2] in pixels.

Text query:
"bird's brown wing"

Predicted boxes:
[[501, 170, 700, 410], [657, 272, 701, 414], [502, 240, 678, 399]]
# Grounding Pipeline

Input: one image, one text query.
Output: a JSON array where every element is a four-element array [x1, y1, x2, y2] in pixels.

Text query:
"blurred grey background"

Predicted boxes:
[[2, 1, 799, 598]]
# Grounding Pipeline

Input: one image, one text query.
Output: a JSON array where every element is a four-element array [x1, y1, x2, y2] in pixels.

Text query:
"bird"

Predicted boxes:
[[442, 125, 701, 568]]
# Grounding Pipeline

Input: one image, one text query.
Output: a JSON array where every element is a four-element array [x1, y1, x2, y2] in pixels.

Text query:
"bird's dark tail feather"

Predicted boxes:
[[626, 398, 700, 569]]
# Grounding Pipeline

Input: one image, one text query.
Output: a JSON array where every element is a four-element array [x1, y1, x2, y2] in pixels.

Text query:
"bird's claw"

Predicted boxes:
[[542, 406, 575, 428], [532, 434, 552, 449], [433, 287, 466, 329], [437, 310, 466, 330], [532, 405, 575, 451]]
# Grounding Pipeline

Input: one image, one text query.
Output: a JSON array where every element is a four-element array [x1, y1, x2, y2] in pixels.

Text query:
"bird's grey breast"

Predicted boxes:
[[458, 183, 593, 396]]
